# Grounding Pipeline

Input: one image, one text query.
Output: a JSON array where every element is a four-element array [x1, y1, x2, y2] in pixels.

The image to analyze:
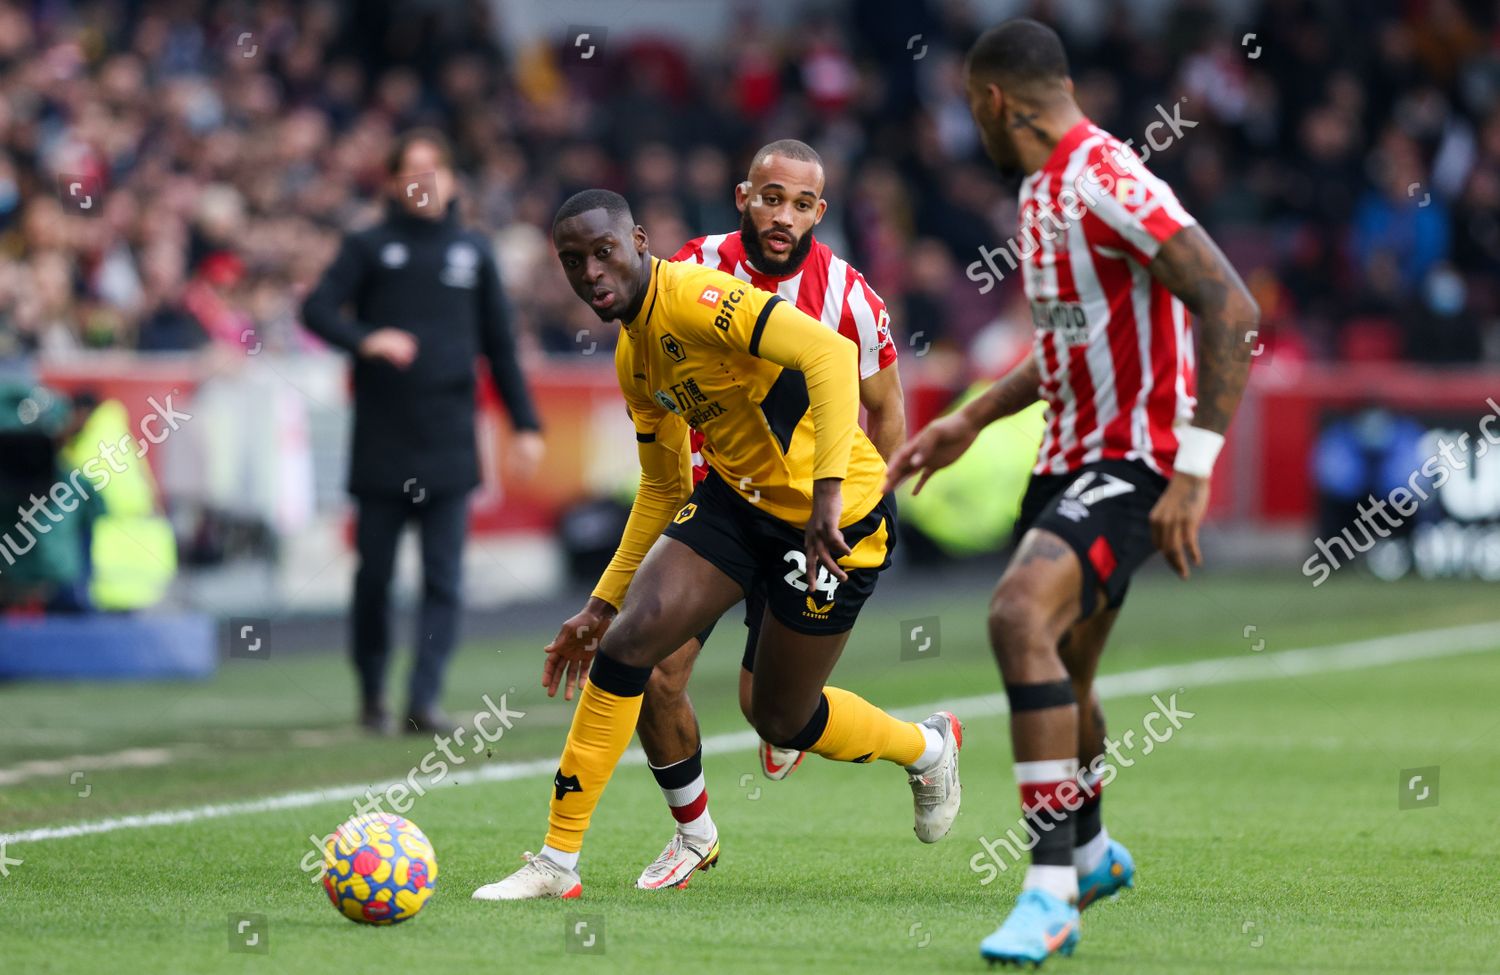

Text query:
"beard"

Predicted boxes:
[[981, 127, 1025, 185], [740, 208, 815, 277]]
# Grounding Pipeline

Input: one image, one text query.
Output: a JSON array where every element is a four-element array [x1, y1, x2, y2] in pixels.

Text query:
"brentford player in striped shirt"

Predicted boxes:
[[887, 19, 1258, 965], [621, 140, 909, 891]]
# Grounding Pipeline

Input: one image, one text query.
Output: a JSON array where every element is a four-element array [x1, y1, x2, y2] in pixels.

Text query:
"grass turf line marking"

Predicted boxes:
[[0, 727, 370, 785], [0, 747, 195, 786], [3, 620, 1497, 847]]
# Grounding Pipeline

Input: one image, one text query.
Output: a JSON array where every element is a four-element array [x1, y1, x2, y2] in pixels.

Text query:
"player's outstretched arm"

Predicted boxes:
[[1145, 224, 1260, 579], [542, 417, 692, 700], [883, 355, 1042, 495]]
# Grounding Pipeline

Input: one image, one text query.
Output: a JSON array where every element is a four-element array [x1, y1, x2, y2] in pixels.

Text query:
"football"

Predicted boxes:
[[321, 813, 438, 925]]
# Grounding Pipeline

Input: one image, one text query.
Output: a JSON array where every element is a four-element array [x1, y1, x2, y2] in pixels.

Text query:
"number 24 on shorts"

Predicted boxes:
[[781, 550, 840, 598]]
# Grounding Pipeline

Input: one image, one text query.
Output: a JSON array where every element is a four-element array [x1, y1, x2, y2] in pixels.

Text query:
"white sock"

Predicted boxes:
[[538, 844, 578, 871], [1022, 864, 1079, 903], [1074, 826, 1111, 875], [653, 764, 716, 843], [907, 724, 945, 771], [678, 807, 716, 845]]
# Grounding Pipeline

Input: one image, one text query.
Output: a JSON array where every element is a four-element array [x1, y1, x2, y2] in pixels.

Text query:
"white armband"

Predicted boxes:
[[1173, 425, 1224, 478]]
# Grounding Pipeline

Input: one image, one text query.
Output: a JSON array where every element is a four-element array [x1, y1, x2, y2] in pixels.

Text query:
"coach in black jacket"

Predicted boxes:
[[303, 129, 542, 735]]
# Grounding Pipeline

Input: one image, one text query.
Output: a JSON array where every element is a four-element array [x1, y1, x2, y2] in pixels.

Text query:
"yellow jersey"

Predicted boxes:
[[592, 257, 887, 609]]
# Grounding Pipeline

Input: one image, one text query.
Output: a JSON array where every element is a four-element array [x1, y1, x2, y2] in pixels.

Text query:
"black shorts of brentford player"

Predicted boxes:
[[1013, 459, 1168, 619], [665, 469, 896, 644]]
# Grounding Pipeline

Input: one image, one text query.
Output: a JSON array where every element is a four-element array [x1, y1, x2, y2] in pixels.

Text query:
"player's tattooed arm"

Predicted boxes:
[[1147, 225, 1259, 435], [962, 355, 1042, 428], [1145, 225, 1259, 579]]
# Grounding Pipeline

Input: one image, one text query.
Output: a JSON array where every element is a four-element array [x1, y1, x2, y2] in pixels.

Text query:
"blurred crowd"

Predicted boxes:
[[1, 0, 1498, 371]]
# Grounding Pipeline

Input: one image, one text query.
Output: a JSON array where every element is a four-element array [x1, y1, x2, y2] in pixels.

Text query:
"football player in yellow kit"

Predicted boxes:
[[471, 189, 963, 901]]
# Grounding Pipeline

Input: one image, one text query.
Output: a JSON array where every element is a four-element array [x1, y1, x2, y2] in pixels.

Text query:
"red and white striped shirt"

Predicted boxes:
[[671, 231, 896, 481], [1019, 119, 1198, 477]]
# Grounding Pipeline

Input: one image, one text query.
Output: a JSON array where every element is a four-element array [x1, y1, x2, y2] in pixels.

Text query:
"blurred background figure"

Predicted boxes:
[[301, 129, 543, 735]]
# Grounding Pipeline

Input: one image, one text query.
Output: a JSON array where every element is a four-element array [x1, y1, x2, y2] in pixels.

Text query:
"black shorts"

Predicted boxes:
[[664, 470, 895, 642], [688, 582, 767, 673], [1014, 459, 1167, 618]]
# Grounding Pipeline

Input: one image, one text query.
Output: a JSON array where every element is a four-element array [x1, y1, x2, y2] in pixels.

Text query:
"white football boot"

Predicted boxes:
[[635, 828, 720, 890], [471, 851, 582, 900], [908, 711, 963, 843]]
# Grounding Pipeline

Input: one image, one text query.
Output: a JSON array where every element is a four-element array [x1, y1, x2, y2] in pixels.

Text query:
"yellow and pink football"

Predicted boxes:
[[322, 813, 437, 924]]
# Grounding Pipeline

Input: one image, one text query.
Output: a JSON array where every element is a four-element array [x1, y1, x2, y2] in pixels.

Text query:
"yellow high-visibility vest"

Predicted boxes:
[[898, 389, 1047, 557], [60, 400, 177, 609]]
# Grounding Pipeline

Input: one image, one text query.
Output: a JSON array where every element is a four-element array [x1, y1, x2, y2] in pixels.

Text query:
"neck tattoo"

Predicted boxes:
[[1008, 110, 1056, 147]]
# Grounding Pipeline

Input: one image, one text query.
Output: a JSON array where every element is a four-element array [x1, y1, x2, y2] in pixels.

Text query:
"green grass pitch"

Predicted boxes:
[[1, 568, 1497, 974]]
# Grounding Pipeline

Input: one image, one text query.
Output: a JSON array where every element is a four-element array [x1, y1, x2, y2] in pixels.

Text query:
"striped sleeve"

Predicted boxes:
[[837, 267, 897, 379], [1079, 141, 1196, 264], [669, 237, 706, 264]]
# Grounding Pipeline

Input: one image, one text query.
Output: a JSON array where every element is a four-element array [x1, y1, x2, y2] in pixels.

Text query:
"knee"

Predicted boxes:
[[987, 589, 1057, 677], [749, 698, 809, 747], [597, 612, 657, 670]]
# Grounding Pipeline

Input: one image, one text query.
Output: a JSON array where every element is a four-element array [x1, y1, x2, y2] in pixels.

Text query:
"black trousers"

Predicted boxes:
[[351, 491, 468, 714]]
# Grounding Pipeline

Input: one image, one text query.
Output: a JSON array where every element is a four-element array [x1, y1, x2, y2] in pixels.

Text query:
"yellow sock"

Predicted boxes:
[[810, 686, 926, 767], [544, 680, 644, 853]]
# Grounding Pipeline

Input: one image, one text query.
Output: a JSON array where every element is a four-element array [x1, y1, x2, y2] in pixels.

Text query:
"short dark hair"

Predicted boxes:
[[387, 128, 453, 175], [750, 138, 823, 170], [966, 19, 1070, 92], [553, 188, 634, 233]]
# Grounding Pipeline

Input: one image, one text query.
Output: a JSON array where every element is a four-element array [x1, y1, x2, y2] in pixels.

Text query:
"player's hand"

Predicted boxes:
[[1149, 473, 1209, 579], [542, 597, 616, 701], [883, 413, 981, 495], [508, 430, 545, 480], [805, 478, 851, 587], [359, 327, 419, 369]]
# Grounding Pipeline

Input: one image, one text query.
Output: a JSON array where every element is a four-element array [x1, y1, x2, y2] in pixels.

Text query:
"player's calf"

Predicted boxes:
[[638, 639, 704, 768], [754, 684, 963, 841], [750, 684, 923, 768], [1069, 692, 1134, 909], [740, 649, 804, 779]]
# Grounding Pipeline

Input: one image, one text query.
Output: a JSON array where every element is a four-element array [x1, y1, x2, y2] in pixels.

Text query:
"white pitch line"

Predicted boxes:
[[906, 619, 1500, 724], [0, 747, 195, 787], [3, 620, 1497, 848]]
